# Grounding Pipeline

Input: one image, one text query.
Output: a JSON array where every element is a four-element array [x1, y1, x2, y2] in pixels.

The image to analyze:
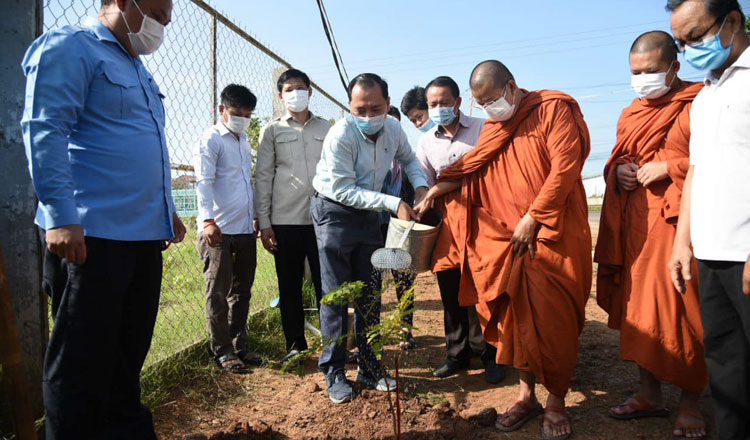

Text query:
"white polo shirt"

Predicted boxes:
[[689, 46, 750, 262]]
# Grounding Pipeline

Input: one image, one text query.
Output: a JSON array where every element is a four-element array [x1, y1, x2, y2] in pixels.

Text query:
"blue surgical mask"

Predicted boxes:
[[417, 119, 436, 133], [428, 106, 457, 126], [684, 15, 735, 71], [351, 112, 386, 135]]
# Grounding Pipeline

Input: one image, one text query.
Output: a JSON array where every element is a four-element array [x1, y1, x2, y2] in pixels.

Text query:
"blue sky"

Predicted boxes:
[[212, 0, 749, 176]]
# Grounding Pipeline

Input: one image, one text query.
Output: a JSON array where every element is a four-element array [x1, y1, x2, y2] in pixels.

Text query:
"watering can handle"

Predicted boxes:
[[396, 220, 416, 249]]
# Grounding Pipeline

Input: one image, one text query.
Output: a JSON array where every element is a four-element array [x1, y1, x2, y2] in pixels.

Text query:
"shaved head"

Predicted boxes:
[[630, 31, 679, 63], [470, 60, 514, 91]]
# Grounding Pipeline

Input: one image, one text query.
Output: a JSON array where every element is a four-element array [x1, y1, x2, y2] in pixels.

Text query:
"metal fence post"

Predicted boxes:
[[210, 10, 217, 124], [0, 0, 46, 430]]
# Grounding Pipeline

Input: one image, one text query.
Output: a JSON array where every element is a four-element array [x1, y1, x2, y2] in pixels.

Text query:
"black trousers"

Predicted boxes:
[[273, 225, 322, 352], [42, 236, 162, 440], [436, 268, 496, 365], [697, 260, 750, 440]]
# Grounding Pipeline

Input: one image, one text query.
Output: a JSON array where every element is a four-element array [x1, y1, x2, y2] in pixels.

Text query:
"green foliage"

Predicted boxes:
[[746, 16, 749, 34], [320, 280, 365, 306]]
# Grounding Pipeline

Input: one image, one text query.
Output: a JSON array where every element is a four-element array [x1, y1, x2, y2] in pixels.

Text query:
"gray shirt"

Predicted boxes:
[[255, 112, 332, 229]]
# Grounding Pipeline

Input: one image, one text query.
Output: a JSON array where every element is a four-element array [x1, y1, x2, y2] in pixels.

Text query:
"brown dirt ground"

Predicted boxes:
[[153, 212, 716, 440]]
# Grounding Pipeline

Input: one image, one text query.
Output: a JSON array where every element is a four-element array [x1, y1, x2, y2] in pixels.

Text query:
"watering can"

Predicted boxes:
[[383, 208, 442, 273]]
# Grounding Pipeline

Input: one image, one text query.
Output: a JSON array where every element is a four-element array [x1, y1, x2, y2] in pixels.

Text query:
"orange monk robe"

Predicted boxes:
[[431, 191, 463, 271], [438, 90, 592, 397], [594, 82, 707, 394]]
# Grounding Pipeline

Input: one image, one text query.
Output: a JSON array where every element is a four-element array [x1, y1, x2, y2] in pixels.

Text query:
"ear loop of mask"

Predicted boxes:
[[120, 0, 145, 34]]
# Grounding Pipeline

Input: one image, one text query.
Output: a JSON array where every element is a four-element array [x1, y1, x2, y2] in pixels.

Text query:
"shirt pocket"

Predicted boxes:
[[718, 96, 750, 147], [274, 133, 298, 163], [87, 64, 139, 119], [309, 135, 325, 161]]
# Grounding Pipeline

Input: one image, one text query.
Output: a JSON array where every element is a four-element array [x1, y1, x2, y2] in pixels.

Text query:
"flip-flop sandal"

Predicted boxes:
[[495, 400, 544, 432], [217, 354, 249, 374], [543, 403, 572, 440], [672, 407, 707, 440], [608, 394, 669, 420], [236, 349, 262, 366]]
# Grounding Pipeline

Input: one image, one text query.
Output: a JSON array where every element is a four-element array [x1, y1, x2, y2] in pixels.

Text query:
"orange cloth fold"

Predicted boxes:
[[594, 81, 707, 394], [438, 90, 592, 397]]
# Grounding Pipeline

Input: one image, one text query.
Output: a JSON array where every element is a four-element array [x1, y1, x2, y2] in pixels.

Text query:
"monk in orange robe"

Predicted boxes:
[[594, 31, 707, 440], [416, 60, 591, 440]]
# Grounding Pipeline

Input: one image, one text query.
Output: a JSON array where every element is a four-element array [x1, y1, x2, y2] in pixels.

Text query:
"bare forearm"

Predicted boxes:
[[674, 166, 693, 246], [426, 180, 461, 201]]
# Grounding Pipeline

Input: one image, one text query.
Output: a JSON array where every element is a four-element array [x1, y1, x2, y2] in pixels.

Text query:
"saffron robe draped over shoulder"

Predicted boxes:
[[594, 81, 707, 394], [437, 90, 592, 397]]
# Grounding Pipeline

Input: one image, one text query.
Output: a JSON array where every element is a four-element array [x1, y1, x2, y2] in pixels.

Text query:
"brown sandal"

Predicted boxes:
[[672, 407, 707, 440], [608, 394, 669, 420], [543, 403, 572, 440], [495, 400, 544, 432]]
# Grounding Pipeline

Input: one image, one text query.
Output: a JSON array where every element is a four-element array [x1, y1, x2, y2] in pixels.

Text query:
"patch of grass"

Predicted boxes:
[[588, 204, 602, 212], [142, 306, 290, 410], [148, 223, 280, 366]]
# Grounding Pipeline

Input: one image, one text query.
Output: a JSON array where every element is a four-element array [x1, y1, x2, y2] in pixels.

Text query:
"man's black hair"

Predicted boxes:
[[400, 86, 428, 115], [102, 0, 138, 5], [276, 68, 311, 92], [388, 106, 401, 121], [666, 0, 745, 22], [220, 84, 257, 110], [425, 76, 460, 99], [347, 73, 389, 100]]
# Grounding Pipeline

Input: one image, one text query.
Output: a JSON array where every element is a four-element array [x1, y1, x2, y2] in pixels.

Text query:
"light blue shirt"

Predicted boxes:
[[21, 17, 175, 241], [312, 115, 428, 213]]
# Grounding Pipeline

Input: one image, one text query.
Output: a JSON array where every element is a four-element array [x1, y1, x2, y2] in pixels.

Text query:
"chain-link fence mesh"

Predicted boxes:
[[43, 0, 347, 365]]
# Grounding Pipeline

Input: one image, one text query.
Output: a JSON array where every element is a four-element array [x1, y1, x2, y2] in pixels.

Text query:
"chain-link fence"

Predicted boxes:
[[43, 0, 347, 365]]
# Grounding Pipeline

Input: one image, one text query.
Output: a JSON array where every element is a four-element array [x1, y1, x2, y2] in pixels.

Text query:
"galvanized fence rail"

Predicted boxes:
[[43, 0, 347, 365]]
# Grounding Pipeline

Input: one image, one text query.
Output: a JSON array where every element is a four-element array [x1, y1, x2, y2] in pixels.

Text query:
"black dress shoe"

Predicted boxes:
[[484, 361, 506, 384], [432, 359, 469, 378]]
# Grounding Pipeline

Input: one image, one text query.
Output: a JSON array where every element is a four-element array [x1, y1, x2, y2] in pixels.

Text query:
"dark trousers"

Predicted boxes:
[[273, 224, 322, 351], [42, 236, 162, 440], [436, 268, 496, 365], [312, 196, 383, 378], [198, 234, 256, 358], [380, 223, 416, 328], [697, 260, 750, 440]]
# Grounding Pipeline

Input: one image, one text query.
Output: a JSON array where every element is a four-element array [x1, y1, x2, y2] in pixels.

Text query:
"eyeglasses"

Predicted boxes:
[[674, 14, 726, 52]]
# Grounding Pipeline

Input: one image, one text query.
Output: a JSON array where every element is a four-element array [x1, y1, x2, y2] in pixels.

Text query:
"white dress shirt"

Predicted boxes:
[[193, 122, 255, 234], [312, 115, 428, 213], [689, 46, 750, 262]]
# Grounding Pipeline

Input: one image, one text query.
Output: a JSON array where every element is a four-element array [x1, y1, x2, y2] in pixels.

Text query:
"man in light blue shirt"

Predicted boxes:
[[312, 73, 428, 404], [20, 1, 184, 438]]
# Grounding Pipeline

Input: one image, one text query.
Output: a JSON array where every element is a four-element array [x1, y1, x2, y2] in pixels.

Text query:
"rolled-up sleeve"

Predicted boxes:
[[396, 129, 428, 191], [21, 30, 91, 229], [193, 133, 219, 220]]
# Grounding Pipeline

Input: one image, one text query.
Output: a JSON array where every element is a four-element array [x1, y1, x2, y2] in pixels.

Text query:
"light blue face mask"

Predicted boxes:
[[428, 106, 457, 126], [417, 119, 436, 133], [352, 112, 386, 135], [684, 15, 735, 71]]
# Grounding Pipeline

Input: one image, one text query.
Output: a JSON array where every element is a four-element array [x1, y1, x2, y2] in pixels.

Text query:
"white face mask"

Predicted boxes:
[[224, 115, 251, 134], [483, 86, 516, 122], [631, 62, 675, 99], [283, 89, 310, 113], [121, 1, 165, 55], [631, 73, 670, 99]]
